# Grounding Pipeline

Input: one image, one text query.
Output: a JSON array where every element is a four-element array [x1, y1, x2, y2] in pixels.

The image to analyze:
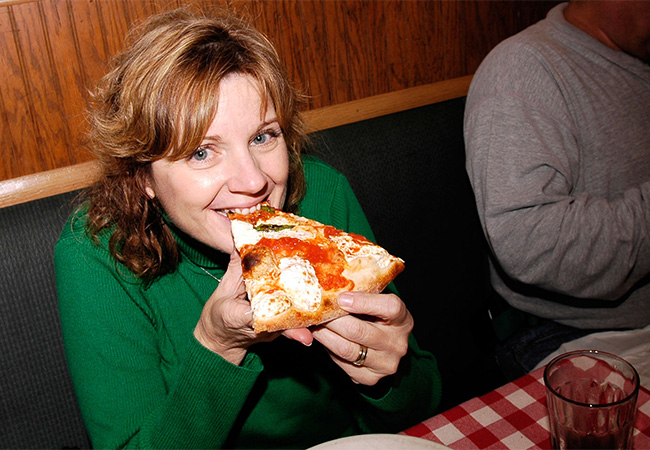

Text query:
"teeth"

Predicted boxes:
[[223, 202, 262, 215]]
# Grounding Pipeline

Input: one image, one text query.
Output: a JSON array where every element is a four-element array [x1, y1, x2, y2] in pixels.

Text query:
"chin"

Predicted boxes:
[[198, 217, 233, 254]]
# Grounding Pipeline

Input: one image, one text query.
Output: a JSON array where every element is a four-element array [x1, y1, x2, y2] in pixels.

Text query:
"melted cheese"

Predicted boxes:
[[251, 290, 292, 320], [277, 256, 322, 311], [230, 220, 260, 248], [330, 234, 393, 268]]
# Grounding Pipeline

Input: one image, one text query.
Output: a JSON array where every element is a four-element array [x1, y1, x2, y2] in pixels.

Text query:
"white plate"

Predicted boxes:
[[308, 433, 451, 450]]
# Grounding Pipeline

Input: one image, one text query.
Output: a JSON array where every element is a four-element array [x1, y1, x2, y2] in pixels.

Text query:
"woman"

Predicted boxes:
[[55, 8, 441, 449]]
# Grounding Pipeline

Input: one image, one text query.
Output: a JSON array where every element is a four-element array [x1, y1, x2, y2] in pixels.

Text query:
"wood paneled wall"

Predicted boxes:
[[0, 0, 558, 181]]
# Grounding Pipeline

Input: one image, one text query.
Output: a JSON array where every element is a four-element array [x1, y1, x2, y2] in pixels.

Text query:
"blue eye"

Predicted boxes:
[[192, 147, 209, 161], [253, 133, 270, 145], [252, 129, 281, 146]]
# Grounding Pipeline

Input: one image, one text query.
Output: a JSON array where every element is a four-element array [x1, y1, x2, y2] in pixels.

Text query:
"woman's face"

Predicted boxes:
[[146, 73, 290, 254]]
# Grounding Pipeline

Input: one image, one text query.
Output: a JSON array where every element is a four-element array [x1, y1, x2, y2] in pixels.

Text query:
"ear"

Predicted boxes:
[[145, 186, 156, 199], [144, 181, 156, 199]]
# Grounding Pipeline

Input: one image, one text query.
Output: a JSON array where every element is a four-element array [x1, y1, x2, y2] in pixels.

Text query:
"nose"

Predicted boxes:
[[226, 149, 268, 195]]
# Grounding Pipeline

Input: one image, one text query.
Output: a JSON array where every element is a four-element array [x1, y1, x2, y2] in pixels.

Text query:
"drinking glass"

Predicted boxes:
[[544, 350, 640, 450]]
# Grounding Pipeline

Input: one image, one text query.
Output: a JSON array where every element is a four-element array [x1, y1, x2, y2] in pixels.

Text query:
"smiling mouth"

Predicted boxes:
[[216, 202, 263, 217]]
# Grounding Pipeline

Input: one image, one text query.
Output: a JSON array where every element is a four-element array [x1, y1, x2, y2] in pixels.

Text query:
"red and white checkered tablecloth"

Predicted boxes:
[[401, 366, 650, 449]]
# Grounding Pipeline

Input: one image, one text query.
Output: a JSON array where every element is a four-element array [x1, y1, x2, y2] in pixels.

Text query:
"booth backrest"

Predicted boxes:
[[0, 78, 503, 448], [0, 191, 91, 449]]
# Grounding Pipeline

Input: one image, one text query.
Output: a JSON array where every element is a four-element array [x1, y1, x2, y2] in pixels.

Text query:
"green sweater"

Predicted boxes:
[[55, 156, 441, 449]]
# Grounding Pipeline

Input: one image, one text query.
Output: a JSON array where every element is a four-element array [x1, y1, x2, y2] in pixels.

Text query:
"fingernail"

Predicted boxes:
[[338, 293, 353, 307]]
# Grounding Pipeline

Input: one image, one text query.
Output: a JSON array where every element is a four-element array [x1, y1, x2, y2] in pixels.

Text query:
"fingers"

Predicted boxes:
[[194, 252, 255, 362], [282, 327, 314, 346], [338, 292, 412, 328], [311, 293, 414, 385], [311, 317, 404, 385], [312, 321, 371, 363], [313, 326, 393, 385]]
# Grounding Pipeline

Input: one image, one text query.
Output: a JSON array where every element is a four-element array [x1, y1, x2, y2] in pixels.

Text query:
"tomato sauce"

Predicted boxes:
[[322, 225, 370, 245], [259, 236, 351, 290]]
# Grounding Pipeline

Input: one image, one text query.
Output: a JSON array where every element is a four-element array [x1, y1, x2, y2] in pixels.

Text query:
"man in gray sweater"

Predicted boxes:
[[465, 1, 650, 379]]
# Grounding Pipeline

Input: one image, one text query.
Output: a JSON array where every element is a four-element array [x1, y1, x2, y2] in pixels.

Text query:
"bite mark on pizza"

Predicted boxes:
[[229, 203, 405, 332]]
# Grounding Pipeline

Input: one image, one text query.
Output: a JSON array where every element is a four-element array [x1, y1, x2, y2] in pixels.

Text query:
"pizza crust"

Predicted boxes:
[[343, 255, 406, 293]]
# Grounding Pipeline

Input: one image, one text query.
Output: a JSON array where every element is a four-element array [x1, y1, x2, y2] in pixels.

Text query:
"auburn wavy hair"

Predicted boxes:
[[83, 8, 307, 283]]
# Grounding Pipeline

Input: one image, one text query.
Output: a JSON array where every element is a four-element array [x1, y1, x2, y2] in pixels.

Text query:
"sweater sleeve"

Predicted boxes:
[[464, 43, 650, 302], [55, 218, 261, 449], [353, 335, 441, 433]]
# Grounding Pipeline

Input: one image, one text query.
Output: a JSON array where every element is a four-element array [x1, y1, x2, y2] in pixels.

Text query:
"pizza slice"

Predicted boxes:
[[228, 203, 405, 332]]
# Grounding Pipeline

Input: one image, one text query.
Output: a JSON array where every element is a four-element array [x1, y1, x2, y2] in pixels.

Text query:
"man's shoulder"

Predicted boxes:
[[482, 24, 560, 73], [468, 15, 571, 107]]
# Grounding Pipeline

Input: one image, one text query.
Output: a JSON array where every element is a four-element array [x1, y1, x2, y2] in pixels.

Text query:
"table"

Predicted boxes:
[[401, 367, 650, 449]]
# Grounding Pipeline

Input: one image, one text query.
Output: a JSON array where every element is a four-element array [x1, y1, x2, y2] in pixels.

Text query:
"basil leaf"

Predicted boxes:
[[254, 224, 295, 232]]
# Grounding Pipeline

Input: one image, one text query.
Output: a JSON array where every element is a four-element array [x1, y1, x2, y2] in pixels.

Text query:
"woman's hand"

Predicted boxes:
[[311, 292, 414, 386], [193, 252, 257, 364], [194, 252, 313, 365]]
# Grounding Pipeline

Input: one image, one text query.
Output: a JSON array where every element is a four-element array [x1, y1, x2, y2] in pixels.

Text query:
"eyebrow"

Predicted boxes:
[[257, 118, 282, 131], [201, 135, 221, 143]]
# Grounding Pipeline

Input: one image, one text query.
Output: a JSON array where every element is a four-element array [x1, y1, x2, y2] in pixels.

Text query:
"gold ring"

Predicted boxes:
[[352, 345, 368, 367]]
